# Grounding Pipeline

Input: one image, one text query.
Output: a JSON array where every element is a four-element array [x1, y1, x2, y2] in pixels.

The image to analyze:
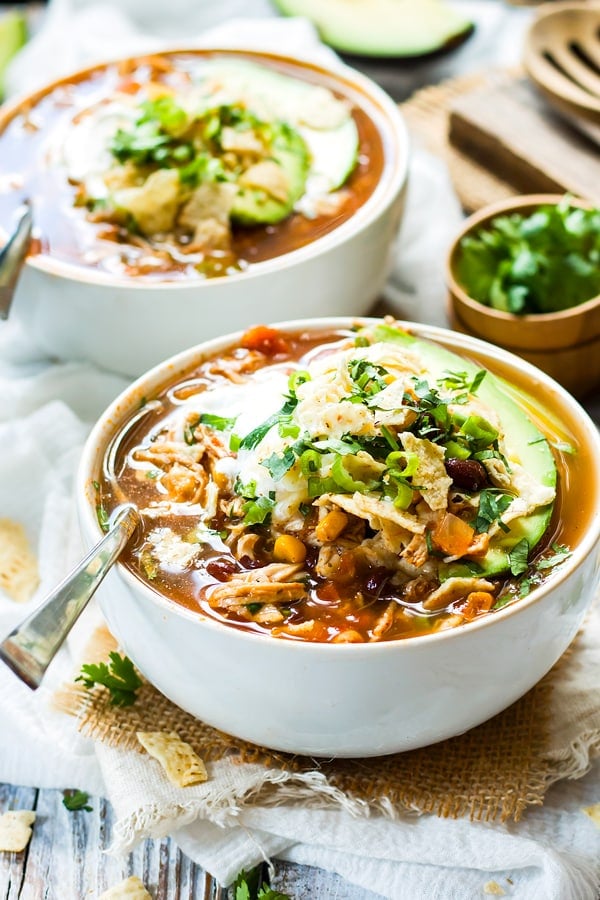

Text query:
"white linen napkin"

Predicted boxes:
[[1, 3, 599, 898]]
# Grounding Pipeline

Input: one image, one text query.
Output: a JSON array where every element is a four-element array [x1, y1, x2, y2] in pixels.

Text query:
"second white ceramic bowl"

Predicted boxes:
[[3, 50, 408, 377]]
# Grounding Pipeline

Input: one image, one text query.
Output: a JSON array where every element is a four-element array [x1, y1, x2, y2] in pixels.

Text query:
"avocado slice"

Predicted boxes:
[[231, 123, 310, 226], [203, 60, 359, 195], [370, 323, 557, 577], [0, 10, 27, 99], [271, 0, 473, 58]]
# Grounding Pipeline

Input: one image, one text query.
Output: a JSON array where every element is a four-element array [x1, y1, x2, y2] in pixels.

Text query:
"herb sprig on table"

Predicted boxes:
[[233, 867, 291, 900], [76, 651, 142, 707], [62, 789, 93, 812], [456, 197, 600, 315]]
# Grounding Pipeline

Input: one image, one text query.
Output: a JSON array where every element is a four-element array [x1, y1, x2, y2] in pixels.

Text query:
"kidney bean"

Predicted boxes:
[[206, 557, 239, 581], [445, 457, 488, 492]]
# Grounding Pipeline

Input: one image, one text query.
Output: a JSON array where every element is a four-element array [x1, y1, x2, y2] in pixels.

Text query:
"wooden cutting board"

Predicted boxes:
[[448, 74, 600, 204]]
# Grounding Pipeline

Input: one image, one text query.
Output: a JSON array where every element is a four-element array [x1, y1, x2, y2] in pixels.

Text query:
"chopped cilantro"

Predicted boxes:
[[96, 503, 110, 533], [232, 868, 292, 900], [473, 489, 513, 534], [200, 413, 237, 431], [518, 577, 532, 599], [240, 398, 297, 450], [62, 790, 92, 812], [76, 652, 142, 707], [536, 543, 572, 570], [261, 448, 297, 479], [242, 495, 276, 525], [438, 368, 487, 395], [246, 602, 263, 616], [508, 538, 530, 576], [455, 198, 600, 315], [347, 359, 389, 401]]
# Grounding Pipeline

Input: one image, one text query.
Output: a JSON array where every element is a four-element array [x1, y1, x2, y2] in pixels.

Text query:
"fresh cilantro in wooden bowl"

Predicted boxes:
[[455, 197, 600, 315], [446, 194, 600, 398]]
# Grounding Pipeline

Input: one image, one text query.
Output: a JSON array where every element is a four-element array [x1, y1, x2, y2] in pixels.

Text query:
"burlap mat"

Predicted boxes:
[[56, 607, 600, 826], [400, 69, 521, 213]]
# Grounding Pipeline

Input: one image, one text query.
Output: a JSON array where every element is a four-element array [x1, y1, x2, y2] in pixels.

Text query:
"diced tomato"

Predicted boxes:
[[432, 513, 475, 557], [240, 325, 290, 356]]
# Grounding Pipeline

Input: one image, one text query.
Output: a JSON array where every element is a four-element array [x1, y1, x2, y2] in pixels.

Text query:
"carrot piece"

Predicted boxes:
[[240, 325, 289, 356], [432, 512, 475, 557]]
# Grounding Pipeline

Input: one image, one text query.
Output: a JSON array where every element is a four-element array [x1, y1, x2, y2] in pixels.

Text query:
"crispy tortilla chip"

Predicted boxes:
[[136, 730, 208, 787], [483, 883, 506, 896], [582, 803, 600, 827], [0, 519, 39, 603], [0, 810, 36, 852], [99, 875, 152, 899]]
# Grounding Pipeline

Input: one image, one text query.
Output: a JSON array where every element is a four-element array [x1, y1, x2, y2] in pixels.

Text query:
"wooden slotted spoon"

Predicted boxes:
[[524, 1, 600, 124]]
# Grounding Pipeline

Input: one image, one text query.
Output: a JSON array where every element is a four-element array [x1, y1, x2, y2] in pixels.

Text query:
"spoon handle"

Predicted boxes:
[[0, 203, 32, 321], [0, 504, 139, 689]]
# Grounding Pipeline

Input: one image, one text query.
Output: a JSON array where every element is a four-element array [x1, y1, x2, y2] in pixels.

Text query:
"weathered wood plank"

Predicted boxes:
[[272, 861, 384, 899], [1, 785, 378, 898], [0, 784, 38, 900]]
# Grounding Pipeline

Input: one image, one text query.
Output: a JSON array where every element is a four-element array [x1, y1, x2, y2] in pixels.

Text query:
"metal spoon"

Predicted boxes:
[[0, 203, 33, 320], [0, 504, 139, 689]]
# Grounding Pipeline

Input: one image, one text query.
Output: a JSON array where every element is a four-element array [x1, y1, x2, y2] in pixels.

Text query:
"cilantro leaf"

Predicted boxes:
[[232, 869, 292, 900], [242, 495, 276, 525], [473, 490, 513, 534], [261, 448, 297, 480], [456, 199, 600, 315], [200, 413, 237, 431], [76, 652, 142, 707], [508, 538, 530, 576], [535, 543, 572, 570], [62, 790, 92, 812], [240, 398, 297, 450]]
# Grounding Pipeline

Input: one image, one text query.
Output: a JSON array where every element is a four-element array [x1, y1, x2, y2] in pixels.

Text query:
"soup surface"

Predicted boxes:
[[0, 52, 385, 281], [96, 321, 581, 643]]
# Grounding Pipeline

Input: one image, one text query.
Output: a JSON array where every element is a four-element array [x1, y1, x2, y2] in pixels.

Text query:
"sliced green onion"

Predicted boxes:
[[331, 455, 370, 493], [300, 449, 322, 477], [445, 440, 471, 460]]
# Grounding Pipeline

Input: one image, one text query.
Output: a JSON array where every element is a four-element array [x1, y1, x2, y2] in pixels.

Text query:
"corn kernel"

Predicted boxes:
[[273, 534, 307, 564], [315, 510, 348, 543]]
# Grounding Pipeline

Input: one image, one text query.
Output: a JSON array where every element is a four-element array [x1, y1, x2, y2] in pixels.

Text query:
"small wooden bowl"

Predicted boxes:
[[446, 194, 600, 398]]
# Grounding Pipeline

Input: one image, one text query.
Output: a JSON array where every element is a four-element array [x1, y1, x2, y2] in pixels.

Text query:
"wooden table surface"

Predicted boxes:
[[0, 782, 384, 899]]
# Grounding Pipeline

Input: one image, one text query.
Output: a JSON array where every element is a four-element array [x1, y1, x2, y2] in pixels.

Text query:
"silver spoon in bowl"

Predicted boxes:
[[0, 503, 139, 689]]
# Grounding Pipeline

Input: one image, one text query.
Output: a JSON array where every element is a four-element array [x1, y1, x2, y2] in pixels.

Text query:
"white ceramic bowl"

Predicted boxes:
[[77, 318, 600, 757], [1, 51, 408, 378]]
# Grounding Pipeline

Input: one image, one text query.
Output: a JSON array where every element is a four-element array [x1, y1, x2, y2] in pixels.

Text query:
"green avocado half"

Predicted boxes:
[[231, 123, 311, 226], [370, 323, 557, 577], [271, 0, 473, 58], [0, 10, 27, 99]]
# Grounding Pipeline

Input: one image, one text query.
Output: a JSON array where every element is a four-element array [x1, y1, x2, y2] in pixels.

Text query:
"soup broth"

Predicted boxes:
[[95, 322, 585, 643]]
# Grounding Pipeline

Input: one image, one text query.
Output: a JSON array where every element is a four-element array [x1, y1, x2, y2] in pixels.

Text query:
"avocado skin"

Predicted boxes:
[[231, 124, 310, 227], [371, 324, 557, 577], [271, 0, 473, 59]]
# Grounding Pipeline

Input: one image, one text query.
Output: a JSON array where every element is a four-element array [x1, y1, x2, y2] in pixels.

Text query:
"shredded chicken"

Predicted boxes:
[[207, 562, 306, 608], [370, 601, 397, 641]]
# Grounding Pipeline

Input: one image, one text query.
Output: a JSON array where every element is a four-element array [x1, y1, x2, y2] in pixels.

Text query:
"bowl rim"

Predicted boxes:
[[77, 315, 600, 655], [0, 46, 409, 291], [446, 193, 600, 325]]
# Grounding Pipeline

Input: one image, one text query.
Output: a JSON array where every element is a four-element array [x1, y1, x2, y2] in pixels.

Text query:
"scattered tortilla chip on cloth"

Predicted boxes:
[[0, 518, 39, 603], [582, 804, 600, 828], [483, 881, 506, 896], [136, 731, 208, 787], [0, 810, 36, 852], [99, 875, 152, 899]]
